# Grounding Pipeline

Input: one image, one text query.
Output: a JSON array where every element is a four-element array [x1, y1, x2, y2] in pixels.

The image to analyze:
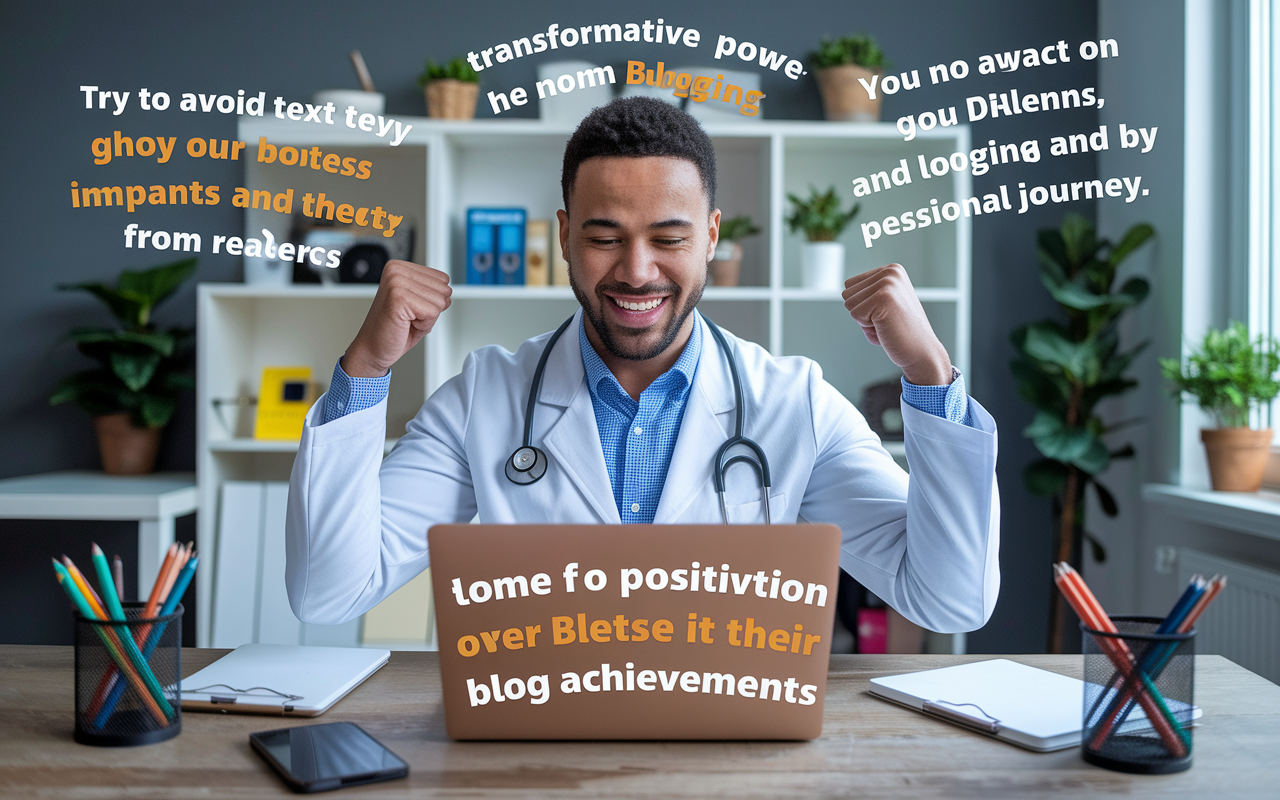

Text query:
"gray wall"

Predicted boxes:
[[1, 0, 1099, 652]]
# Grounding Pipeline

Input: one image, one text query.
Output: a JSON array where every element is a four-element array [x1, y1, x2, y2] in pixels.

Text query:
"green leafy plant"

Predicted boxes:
[[1009, 213, 1153, 653], [719, 215, 761, 242], [785, 186, 860, 242], [417, 57, 479, 87], [1160, 322, 1280, 428], [809, 34, 889, 70], [49, 258, 197, 429]]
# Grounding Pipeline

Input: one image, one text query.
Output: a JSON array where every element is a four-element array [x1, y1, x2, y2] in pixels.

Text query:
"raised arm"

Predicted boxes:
[[285, 260, 469, 625]]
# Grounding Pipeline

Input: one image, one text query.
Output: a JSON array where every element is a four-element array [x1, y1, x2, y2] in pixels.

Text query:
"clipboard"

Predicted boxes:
[[869, 659, 1201, 752], [178, 644, 390, 716]]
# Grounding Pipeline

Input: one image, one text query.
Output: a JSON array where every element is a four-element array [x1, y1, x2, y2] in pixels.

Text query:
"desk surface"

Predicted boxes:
[[2, 647, 1277, 799]]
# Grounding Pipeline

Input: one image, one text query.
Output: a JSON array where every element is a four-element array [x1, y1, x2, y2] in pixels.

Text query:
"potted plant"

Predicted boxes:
[[1010, 213, 1153, 654], [809, 34, 889, 122], [711, 215, 761, 287], [49, 258, 197, 475], [419, 57, 480, 119], [786, 186, 860, 291], [1160, 322, 1280, 492]]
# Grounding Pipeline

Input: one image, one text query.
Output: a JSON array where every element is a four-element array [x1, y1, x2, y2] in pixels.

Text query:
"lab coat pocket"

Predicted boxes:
[[723, 492, 787, 524]]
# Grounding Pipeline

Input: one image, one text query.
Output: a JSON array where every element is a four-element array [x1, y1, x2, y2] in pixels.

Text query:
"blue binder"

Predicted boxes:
[[466, 208, 526, 285]]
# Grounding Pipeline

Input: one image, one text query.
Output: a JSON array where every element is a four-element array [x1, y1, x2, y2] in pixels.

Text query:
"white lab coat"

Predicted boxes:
[[285, 309, 1000, 633]]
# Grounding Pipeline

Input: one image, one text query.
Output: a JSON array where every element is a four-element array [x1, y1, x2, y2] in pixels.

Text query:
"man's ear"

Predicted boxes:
[[556, 209, 570, 265], [707, 208, 722, 261]]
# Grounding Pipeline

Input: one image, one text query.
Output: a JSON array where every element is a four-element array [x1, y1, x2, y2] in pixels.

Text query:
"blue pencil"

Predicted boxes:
[[1086, 576, 1205, 731], [93, 555, 197, 729]]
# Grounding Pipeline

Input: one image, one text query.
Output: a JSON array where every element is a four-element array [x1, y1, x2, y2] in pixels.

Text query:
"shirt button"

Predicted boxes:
[[633, 426, 643, 436], [631, 503, 640, 513]]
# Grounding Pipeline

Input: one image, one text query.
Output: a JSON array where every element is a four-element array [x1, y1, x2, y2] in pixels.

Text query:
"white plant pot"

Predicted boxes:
[[802, 242, 845, 291]]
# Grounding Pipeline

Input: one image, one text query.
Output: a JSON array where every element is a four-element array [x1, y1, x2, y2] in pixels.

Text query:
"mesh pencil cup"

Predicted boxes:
[[1080, 615, 1195, 774], [73, 602, 182, 746]]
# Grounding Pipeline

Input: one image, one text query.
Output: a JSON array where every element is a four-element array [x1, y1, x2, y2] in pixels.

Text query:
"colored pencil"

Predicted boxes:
[[144, 543, 179, 616], [1089, 575, 1226, 748], [52, 560, 168, 727], [61, 556, 107, 620], [89, 544, 174, 719], [112, 555, 124, 601], [1081, 574, 1201, 734], [94, 555, 198, 728], [87, 543, 181, 723], [1054, 564, 1188, 756]]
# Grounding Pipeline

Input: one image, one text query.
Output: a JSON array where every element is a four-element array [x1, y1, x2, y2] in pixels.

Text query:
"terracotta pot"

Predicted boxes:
[[425, 80, 479, 119], [710, 241, 743, 287], [1201, 427, 1273, 492], [93, 413, 161, 475], [815, 65, 882, 122]]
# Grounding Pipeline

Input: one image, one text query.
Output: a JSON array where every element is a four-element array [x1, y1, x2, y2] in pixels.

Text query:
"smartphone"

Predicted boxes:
[[249, 722, 408, 793]]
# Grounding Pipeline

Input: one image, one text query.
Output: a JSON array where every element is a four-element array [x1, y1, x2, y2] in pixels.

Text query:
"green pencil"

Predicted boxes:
[[52, 560, 169, 725], [88, 543, 173, 719]]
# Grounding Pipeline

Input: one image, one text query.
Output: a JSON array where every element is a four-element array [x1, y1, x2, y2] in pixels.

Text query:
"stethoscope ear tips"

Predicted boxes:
[[505, 446, 548, 484]]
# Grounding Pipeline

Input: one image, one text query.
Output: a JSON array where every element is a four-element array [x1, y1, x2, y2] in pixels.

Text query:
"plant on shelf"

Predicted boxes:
[[50, 258, 197, 475], [710, 215, 762, 287], [809, 33, 889, 122], [1160, 322, 1279, 492], [419, 57, 480, 120], [1009, 213, 1153, 654], [786, 186, 860, 291]]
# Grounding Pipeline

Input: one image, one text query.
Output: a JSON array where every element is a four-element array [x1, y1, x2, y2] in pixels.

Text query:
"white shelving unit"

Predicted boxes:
[[193, 116, 972, 647]]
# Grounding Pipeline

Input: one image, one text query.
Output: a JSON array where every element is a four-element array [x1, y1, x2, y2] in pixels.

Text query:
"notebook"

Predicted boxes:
[[869, 659, 1201, 752], [178, 644, 390, 716]]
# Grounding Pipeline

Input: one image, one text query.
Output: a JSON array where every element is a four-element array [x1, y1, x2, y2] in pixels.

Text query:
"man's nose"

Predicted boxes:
[[613, 242, 662, 286]]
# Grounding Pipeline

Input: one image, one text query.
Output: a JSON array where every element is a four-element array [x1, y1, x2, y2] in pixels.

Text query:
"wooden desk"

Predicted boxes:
[[2, 647, 1276, 798]]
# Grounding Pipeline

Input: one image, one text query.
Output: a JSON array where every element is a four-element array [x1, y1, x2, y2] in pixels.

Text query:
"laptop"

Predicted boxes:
[[429, 523, 841, 740]]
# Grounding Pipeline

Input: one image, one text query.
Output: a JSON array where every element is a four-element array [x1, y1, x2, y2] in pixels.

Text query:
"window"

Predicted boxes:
[[1250, 0, 1279, 434]]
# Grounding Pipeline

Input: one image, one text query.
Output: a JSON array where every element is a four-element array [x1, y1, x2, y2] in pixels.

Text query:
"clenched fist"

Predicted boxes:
[[341, 260, 452, 377], [842, 263, 953, 386]]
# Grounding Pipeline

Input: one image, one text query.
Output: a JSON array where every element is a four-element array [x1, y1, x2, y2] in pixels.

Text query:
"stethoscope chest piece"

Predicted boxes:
[[505, 445, 548, 484]]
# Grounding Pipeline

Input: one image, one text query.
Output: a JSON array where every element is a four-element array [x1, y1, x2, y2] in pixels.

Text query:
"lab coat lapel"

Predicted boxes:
[[539, 310, 621, 524], [653, 314, 736, 523]]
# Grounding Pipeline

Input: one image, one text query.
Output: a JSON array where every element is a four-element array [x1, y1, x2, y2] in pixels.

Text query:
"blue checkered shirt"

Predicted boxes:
[[321, 321, 975, 519], [579, 313, 702, 523]]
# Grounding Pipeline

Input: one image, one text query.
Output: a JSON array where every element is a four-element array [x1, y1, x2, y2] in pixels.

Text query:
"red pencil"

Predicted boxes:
[[1088, 575, 1226, 748], [1054, 564, 1188, 757]]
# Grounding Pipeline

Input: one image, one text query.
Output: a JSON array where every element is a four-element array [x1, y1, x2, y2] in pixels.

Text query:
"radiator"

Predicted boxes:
[[1177, 548, 1280, 683]]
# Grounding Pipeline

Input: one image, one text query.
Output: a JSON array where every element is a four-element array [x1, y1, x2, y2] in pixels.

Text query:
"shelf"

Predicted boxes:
[[780, 287, 961, 302], [237, 116, 967, 147], [1142, 483, 1280, 542], [203, 284, 378, 299], [209, 438, 399, 454]]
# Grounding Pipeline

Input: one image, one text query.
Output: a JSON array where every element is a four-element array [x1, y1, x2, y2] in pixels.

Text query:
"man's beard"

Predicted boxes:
[[570, 269, 706, 362]]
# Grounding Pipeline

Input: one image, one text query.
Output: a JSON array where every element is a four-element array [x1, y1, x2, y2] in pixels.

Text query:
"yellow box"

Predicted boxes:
[[254, 366, 315, 440]]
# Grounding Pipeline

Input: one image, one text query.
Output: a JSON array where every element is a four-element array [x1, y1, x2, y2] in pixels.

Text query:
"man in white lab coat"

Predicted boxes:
[[285, 98, 999, 634]]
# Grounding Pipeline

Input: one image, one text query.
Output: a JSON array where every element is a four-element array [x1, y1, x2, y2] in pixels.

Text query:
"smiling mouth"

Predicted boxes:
[[609, 296, 666, 312]]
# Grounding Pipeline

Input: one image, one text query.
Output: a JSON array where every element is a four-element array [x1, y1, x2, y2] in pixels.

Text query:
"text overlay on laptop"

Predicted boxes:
[[430, 524, 841, 740]]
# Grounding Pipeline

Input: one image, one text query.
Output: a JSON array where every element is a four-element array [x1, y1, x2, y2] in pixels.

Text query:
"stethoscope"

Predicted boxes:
[[504, 313, 773, 524]]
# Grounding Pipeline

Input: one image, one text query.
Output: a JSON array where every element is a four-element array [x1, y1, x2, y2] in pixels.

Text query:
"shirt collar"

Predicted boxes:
[[579, 309, 702, 401]]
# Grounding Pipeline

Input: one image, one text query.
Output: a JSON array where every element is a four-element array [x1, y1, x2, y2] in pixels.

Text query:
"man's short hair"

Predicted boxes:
[[561, 97, 717, 211]]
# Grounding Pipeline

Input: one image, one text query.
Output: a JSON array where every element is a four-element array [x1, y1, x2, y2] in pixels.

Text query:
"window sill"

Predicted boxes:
[[1142, 483, 1280, 542]]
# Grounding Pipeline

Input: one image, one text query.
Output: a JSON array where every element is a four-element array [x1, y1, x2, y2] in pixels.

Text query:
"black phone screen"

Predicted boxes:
[[250, 722, 408, 793]]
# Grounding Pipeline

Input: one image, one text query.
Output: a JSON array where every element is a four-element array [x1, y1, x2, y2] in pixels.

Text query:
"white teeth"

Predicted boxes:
[[613, 297, 663, 312]]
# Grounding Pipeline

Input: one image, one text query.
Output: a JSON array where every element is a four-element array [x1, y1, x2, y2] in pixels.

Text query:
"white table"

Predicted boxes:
[[0, 471, 197, 598]]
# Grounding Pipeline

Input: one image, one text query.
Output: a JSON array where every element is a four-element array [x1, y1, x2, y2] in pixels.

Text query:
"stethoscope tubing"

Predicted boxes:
[[508, 312, 772, 523]]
